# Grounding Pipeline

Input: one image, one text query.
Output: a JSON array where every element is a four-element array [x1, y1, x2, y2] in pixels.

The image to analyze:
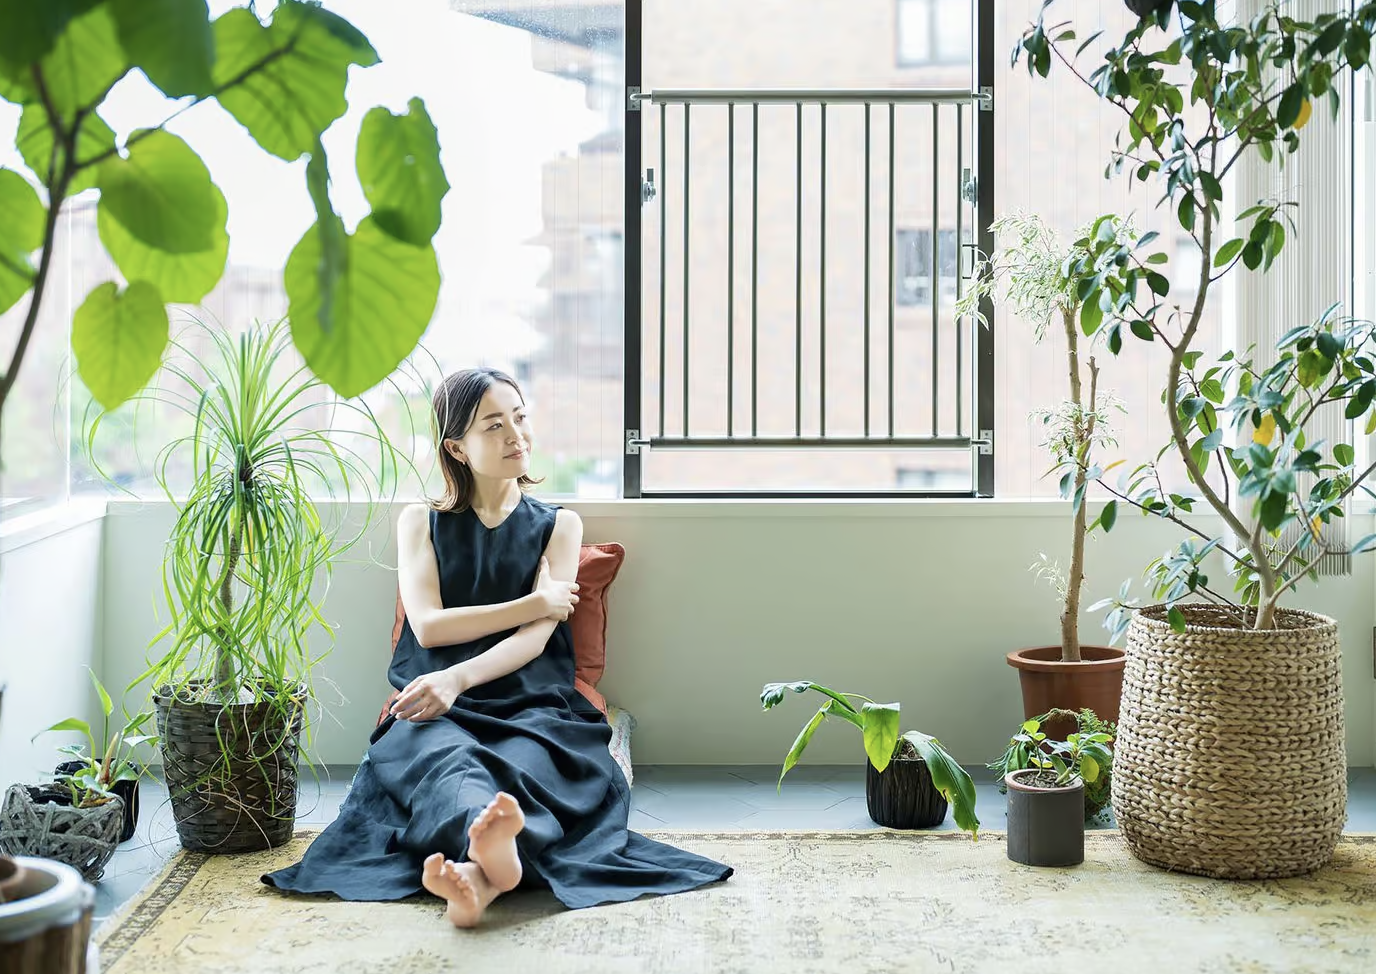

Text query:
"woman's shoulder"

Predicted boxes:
[[398, 502, 433, 539]]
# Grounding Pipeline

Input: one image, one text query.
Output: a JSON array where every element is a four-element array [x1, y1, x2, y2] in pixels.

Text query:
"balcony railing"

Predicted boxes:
[[628, 87, 993, 489]]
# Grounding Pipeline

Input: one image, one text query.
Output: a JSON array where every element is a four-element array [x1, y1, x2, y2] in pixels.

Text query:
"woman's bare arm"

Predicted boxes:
[[396, 503, 576, 648]]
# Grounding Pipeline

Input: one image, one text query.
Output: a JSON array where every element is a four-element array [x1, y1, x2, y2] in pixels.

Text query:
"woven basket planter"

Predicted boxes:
[[155, 683, 307, 854], [1112, 604, 1346, 879], [0, 785, 123, 883]]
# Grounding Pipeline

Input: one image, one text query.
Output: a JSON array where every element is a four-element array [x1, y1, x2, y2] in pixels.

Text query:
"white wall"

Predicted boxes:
[[0, 503, 106, 793], [99, 499, 1376, 770]]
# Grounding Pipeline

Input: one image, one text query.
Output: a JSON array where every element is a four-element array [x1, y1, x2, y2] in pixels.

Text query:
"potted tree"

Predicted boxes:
[[0, 672, 153, 881], [1000, 716, 1113, 867], [761, 681, 980, 836], [987, 708, 1117, 824], [956, 214, 1130, 740], [85, 318, 403, 853], [1014, 1, 1376, 877]]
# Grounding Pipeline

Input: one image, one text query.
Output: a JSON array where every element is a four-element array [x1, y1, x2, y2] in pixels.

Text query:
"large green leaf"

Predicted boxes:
[[0, 0, 103, 70], [903, 731, 981, 839], [357, 97, 449, 246], [110, 0, 214, 98], [860, 701, 901, 773], [72, 280, 170, 409], [0, 168, 44, 314], [304, 137, 346, 339], [777, 703, 830, 791], [286, 216, 439, 397], [211, 3, 379, 162], [39, 4, 128, 120], [98, 130, 218, 254], [99, 181, 228, 303], [16, 102, 116, 194]]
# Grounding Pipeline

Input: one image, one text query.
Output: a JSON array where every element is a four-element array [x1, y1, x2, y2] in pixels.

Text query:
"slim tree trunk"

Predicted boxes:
[[1061, 306, 1086, 663], [213, 522, 243, 700]]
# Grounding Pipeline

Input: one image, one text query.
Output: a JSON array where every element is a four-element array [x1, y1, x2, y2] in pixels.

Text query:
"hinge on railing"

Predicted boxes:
[[627, 86, 645, 111], [976, 86, 993, 112], [626, 429, 650, 455], [974, 429, 993, 456]]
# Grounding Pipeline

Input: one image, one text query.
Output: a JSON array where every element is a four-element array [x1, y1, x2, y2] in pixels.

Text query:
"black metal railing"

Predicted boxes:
[[628, 87, 993, 489]]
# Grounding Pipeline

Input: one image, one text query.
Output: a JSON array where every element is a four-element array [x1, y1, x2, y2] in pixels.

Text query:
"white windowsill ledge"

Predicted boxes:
[[0, 497, 107, 554]]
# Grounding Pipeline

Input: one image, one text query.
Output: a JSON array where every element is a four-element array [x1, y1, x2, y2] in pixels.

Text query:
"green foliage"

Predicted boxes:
[[987, 708, 1117, 821], [30, 667, 155, 809], [83, 318, 405, 716], [357, 98, 450, 247], [760, 681, 980, 838], [0, 0, 450, 441], [71, 280, 169, 409], [286, 217, 441, 398], [0, 167, 45, 314], [1012, 1, 1376, 631]]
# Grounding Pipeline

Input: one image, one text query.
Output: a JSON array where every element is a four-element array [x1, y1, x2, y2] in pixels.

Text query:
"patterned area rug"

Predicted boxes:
[[95, 830, 1376, 974]]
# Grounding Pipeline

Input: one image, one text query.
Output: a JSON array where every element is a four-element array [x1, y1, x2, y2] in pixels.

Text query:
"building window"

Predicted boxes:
[[896, 228, 963, 307], [896, 0, 972, 67]]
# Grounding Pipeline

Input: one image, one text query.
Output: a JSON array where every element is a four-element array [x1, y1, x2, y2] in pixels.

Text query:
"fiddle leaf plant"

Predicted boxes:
[[1014, 1, 1376, 632], [760, 681, 980, 839]]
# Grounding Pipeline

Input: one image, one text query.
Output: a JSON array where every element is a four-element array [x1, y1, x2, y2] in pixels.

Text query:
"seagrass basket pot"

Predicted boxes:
[[0, 786, 122, 883], [154, 682, 307, 854], [1112, 604, 1345, 879]]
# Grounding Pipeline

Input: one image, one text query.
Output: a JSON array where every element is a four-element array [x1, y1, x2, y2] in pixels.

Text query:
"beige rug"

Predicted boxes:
[[95, 830, 1376, 974]]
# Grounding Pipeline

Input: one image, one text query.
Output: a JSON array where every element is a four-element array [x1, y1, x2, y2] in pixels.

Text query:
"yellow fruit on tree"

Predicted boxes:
[[1253, 413, 1277, 446], [1294, 98, 1313, 130]]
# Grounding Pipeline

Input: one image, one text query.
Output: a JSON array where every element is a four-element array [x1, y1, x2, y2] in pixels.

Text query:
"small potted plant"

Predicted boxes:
[[761, 681, 979, 837], [1001, 714, 1113, 867], [955, 213, 1128, 740], [0, 671, 155, 882], [987, 708, 1117, 824]]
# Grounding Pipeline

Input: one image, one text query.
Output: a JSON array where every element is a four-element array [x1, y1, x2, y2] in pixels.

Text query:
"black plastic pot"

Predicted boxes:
[[54, 761, 139, 844], [866, 755, 948, 829], [1005, 769, 1084, 866]]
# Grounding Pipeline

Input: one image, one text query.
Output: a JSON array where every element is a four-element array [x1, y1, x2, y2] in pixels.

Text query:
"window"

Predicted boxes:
[[0, 2, 628, 505], [897, 0, 972, 67], [1173, 233, 1204, 293], [896, 228, 965, 308]]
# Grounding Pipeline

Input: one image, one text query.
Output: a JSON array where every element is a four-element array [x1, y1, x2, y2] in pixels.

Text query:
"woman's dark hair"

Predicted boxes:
[[431, 367, 541, 512]]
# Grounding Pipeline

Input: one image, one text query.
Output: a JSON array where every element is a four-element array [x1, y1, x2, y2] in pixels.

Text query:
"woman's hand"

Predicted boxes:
[[390, 668, 467, 722], [532, 555, 579, 621]]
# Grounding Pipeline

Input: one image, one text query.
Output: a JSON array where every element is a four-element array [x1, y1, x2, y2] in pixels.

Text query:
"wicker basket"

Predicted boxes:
[[1112, 604, 1346, 879], [155, 683, 306, 854], [0, 785, 123, 883]]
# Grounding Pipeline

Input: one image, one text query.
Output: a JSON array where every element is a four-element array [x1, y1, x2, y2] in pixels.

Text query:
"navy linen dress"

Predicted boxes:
[[261, 495, 732, 908]]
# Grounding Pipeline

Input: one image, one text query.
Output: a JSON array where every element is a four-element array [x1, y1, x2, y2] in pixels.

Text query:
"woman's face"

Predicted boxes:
[[445, 381, 533, 479]]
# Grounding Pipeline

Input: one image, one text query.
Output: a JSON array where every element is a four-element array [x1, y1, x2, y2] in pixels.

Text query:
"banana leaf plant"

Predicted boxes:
[[761, 681, 980, 838]]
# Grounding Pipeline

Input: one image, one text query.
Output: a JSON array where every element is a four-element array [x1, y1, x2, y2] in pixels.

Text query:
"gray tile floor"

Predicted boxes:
[[92, 765, 1376, 930]]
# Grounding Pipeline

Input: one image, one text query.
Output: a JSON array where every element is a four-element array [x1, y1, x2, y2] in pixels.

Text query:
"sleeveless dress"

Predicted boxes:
[[261, 495, 733, 908]]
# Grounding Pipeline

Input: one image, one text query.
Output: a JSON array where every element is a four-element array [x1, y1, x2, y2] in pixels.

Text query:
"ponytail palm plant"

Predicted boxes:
[[87, 316, 403, 729]]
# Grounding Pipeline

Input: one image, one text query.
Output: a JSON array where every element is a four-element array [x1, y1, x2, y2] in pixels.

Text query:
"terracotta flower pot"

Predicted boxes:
[[1005, 769, 1084, 867], [1006, 645, 1126, 739]]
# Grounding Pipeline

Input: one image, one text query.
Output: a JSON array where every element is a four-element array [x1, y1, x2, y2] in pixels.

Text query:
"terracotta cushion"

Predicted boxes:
[[377, 541, 625, 724]]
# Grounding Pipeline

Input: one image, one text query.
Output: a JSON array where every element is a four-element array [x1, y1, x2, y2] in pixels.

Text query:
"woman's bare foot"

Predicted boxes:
[[467, 792, 525, 892], [421, 853, 496, 928]]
